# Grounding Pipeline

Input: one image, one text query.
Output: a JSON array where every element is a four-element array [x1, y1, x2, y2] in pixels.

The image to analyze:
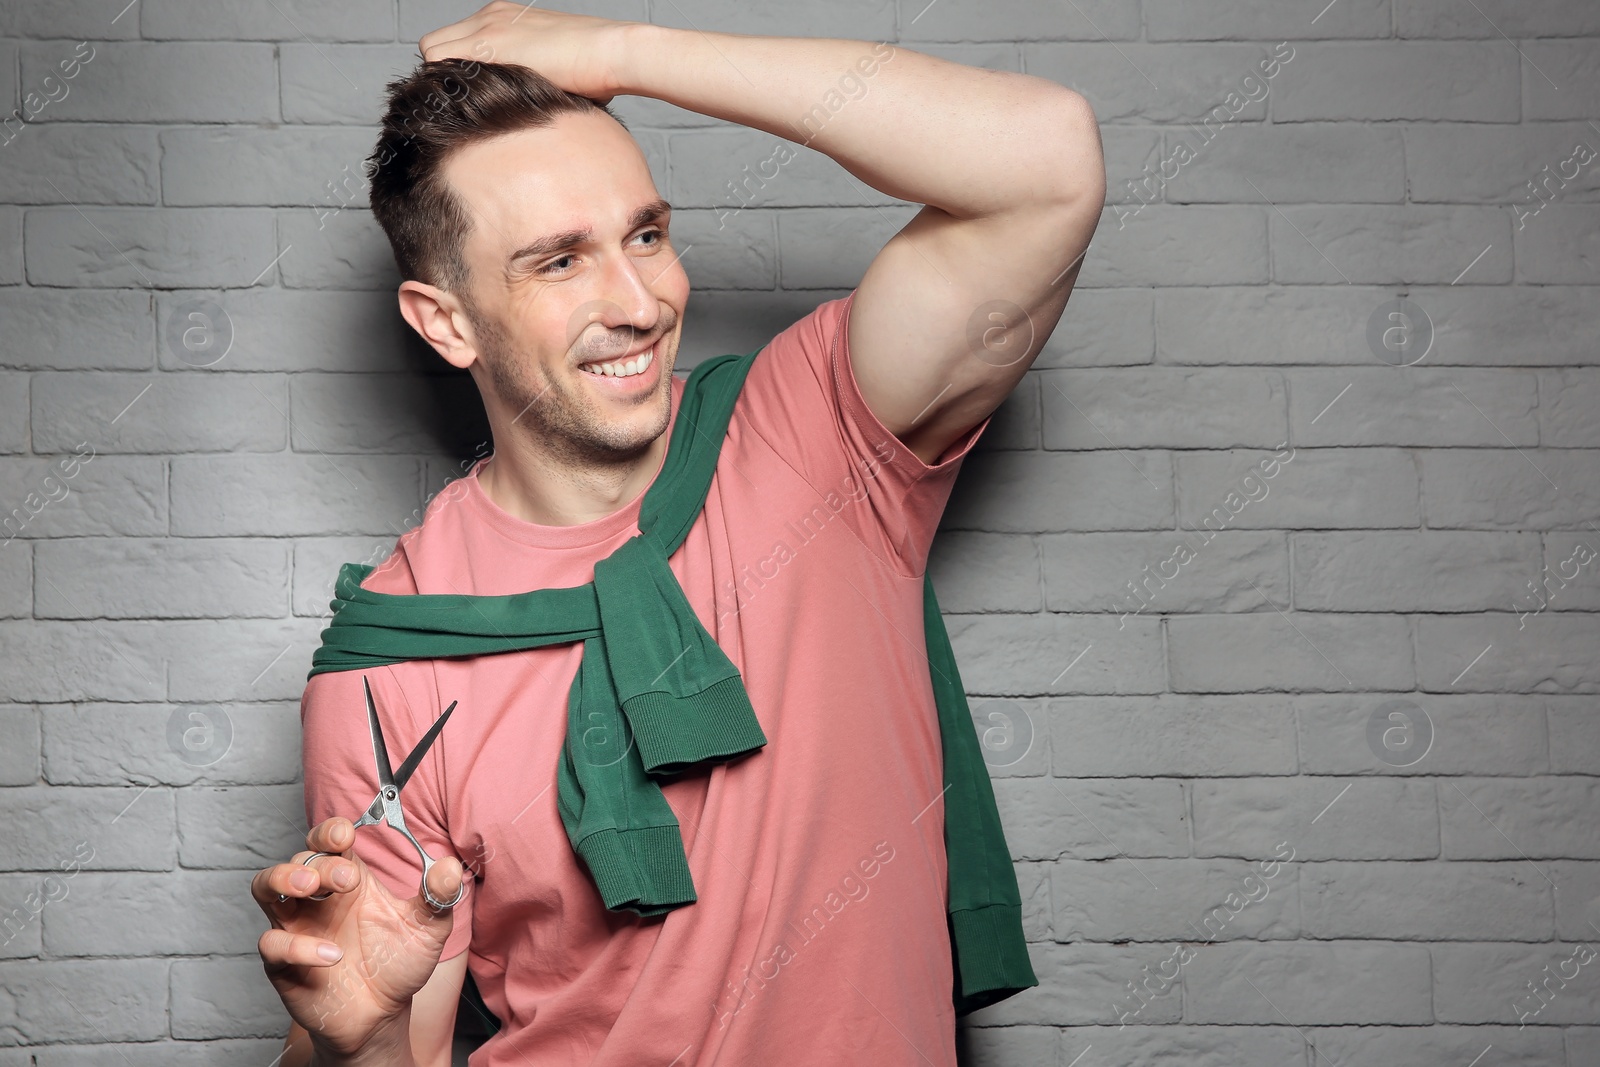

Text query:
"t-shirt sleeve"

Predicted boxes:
[[735, 288, 991, 577], [300, 662, 474, 962]]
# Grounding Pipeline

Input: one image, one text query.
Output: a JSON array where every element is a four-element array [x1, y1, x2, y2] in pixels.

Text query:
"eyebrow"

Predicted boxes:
[[507, 199, 673, 266]]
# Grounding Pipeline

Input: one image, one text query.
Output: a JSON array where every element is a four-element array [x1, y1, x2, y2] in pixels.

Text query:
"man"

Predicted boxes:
[[251, 4, 1103, 1064]]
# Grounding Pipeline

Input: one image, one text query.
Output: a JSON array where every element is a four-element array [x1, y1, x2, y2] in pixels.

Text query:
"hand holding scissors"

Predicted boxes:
[[252, 675, 468, 1057]]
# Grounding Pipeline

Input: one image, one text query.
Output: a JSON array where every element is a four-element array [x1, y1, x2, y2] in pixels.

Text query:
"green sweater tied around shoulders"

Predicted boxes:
[[306, 348, 1036, 1015]]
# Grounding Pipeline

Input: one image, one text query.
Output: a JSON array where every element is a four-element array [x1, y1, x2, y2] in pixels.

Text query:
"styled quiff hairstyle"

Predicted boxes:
[[366, 58, 625, 293]]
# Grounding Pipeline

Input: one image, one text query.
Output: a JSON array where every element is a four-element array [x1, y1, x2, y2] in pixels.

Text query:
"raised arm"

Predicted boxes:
[[421, 3, 1106, 465]]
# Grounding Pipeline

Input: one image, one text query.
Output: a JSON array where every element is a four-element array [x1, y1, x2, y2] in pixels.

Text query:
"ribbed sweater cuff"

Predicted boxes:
[[949, 904, 1039, 1016], [624, 674, 767, 774], [577, 824, 698, 915]]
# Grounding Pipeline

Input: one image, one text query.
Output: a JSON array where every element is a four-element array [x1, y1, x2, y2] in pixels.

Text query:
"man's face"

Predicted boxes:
[[441, 110, 689, 463]]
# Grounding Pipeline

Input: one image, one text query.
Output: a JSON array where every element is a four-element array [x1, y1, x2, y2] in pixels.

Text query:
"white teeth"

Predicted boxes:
[[583, 347, 653, 379]]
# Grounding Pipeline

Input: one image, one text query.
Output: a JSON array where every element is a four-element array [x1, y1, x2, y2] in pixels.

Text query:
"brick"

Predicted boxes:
[[0, 785, 173, 870], [652, 0, 893, 39], [170, 454, 421, 536], [1302, 1024, 1564, 1066], [1052, 857, 1299, 942], [1085, 206, 1268, 287], [0, 124, 159, 204], [32, 372, 288, 453], [1421, 449, 1600, 529], [1042, 368, 1286, 449], [676, 208, 779, 291], [1192, 778, 1438, 859], [965, 697, 1050, 779], [1188, 940, 1432, 1023], [1033, 288, 1154, 368], [1097, 126, 1164, 209], [1015, 1025, 1305, 1066], [1147, 0, 1390, 40], [45, 870, 265, 955], [1403, 285, 1600, 366], [1573, 1030, 1600, 1067], [1399, 0, 1600, 37], [275, 207, 402, 291], [288, 372, 483, 454], [1517, 204, 1600, 284], [1541, 371, 1600, 447], [1418, 614, 1600, 694], [0, 373, 25, 453], [153, 287, 428, 374], [279, 43, 435, 124], [1289, 368, 1539, 446], [0, 207, 19, 285], [1297, 693, 1549, 776], [1157, 285, 1392, 365], [171, 956, 293, 1039], [1293, 531, 1541, 611], [1406, 122, 1600, 205], [907, 0, 1137, 41], [142, 0, 394, 40], [34, 537, 288, 618], [0, 959, 167, 1042], [0, 0, 140, 38], [0, 872, 44, 957], [177, 784, 307, 869], [927, 531, 1040, 612], [993, 777, 1188, 861], [26, 207, 277, 288], [1302, 860, 1552, 940], [0, 456, 165, 541], [1015, 860, 1052, 938], [946, 613, 1166, 695], [961, 941, 1184, 1026], [1041, 530, 1289, 616], [1273, 43, 1520, 122], [1549, 861, 1600, 941], [0, 289, 153, 370], [0, 620, 167, 702], [19, 42, 277, 122], [33, 1040, 291, 1067], [161, 126, 382, 208], [1170, 612, 1414, 692], [1548, 696, 1600, 774], [1165, 123, 1406, 204], [944, 451, 1174, 532], [1049, 694, 1298, 777], [0, 544, 25, 619], [777, 206, 915, 290], [42, 701, 300, 786], [0, 705, 37, 785], [1272, 206, 1512, 285], [162, 616, 328, 702], [293, 535, 396, 616], [1523, 41, 1600, 121], [1023, 44, 1276, 124], [1177, 447, 1419, 530], [1440, 777, 1600, 859], [1433, 941, 1600, 1025]]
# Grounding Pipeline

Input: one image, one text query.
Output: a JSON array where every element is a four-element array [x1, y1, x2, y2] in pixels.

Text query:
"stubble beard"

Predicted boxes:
[[467, 301, 673, 467]]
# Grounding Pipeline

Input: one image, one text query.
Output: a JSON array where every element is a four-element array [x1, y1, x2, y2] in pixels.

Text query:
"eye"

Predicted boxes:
[[636, 227, 665, 248], [536, 254, 576, 277]]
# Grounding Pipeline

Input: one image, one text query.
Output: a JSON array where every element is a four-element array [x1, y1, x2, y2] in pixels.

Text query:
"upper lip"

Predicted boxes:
[[578, 338, 657, 368]]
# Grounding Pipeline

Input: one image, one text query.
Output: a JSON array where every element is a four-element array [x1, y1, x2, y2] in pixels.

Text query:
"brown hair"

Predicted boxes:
[[366, 58, 625, 293]]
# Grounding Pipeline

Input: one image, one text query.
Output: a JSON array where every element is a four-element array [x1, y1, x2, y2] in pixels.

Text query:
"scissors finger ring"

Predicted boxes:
[[276, 851, 339, 904]]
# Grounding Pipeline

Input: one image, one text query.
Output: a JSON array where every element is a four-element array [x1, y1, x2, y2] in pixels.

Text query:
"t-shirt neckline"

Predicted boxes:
[[458, 373, 685, 550]]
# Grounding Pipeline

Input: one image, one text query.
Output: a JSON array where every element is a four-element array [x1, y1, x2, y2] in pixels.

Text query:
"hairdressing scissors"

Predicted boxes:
[[283, 675, 464, 910]]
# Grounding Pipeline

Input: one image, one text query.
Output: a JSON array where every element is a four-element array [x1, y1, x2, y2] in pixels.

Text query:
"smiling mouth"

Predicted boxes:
[[578, 341, 657, 380]]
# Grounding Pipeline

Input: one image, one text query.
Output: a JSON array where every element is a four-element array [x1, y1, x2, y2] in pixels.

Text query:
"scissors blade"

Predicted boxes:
[[391, 700, 458, 792], [363, 675, 396, 790]]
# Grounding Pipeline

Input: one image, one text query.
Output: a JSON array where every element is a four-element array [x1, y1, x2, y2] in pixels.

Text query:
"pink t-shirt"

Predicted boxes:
[[300, 291, 990, 1066]]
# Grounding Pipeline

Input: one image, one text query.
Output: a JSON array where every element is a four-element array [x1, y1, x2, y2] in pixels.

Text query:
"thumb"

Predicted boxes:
[[408, 856, 466, 927]]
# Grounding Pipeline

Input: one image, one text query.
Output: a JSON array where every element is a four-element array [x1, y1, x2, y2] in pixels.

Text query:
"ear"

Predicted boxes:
[[398, 280, 478, 370]]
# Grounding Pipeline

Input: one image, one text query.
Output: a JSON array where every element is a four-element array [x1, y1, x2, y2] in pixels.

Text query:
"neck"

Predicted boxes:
[[475, 418, 671, 528]]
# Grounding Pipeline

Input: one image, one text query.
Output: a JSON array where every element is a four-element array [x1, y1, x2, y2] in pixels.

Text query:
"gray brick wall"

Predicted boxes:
[[0, 1, 1596, 1064]]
